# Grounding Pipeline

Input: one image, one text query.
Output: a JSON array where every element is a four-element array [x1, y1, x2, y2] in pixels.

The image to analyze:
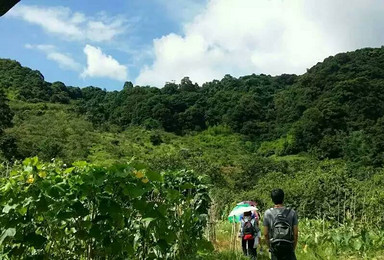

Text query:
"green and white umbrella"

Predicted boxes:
[[228, 204, 258, 223]]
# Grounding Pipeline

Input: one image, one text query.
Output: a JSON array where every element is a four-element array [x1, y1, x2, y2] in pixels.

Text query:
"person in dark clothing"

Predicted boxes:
[[263, 189, 298, 260], [239, 211, 259, 259]]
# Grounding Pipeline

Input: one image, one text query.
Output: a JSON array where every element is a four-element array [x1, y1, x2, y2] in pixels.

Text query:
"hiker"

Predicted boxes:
[[263, 189, 298, 260], [239, 211, 261, 259], [240, 209, 260, 224]]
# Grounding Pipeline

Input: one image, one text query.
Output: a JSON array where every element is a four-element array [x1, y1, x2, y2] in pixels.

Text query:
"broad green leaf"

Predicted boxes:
[[108, 201, 122, 215], [71, 201, 88, 217], [18, 207, 27, 216], [24, 166, 33, 173], [0, 158, 211, 259], [164, 232, 177, 244], [23, 157, 37, 166], [166, 189, 181, 201], [22, 158, 31, 165], [75, 230, 88, 240], [105, 184, 114, 194], [0, 182, 11, 192], [0, 228, 16, 245], [180, 182, 194, 189], [25, 233, 47, 248], [142, 217, 156, 228], [3, 204, 17, 213], [157, 204, 167, 217], [113, 166, 130, 177], [36, 196, 49, 212], [64, 167, 75, 174], [90, 225, 102, 239], [131, 162, 147, 170], [123, 184, 146, 198], [353, 239, 362, 251], [133, 199, 147, 212], [145, 170, 163, 182], [73, 161, 88, 167]]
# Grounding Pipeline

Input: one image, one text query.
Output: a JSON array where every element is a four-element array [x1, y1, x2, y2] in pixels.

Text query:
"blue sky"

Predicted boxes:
[[1, 0, 384, 90], [0, 0, 206, 90]]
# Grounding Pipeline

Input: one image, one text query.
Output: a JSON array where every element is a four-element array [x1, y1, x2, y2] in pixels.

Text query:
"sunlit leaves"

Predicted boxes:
[[0, 228, 16, 245], [0, 157, 211, 259], [297, 219, 384, 259]]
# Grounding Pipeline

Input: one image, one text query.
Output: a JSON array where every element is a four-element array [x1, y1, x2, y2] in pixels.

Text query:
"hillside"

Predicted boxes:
[[2, 46, 384, 213], [2, 47, 384, 165], [2, 48, 384, 258]]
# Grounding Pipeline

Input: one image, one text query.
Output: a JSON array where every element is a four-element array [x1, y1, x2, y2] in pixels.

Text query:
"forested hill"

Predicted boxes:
[[1, 47, 384, 165]]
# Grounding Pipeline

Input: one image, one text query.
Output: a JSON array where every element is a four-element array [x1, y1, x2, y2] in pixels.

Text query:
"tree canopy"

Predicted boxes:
[[2, 47, 384, 164]]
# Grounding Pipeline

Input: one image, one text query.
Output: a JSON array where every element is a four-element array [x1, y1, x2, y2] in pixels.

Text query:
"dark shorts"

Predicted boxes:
[[271, 242, 297, 260]]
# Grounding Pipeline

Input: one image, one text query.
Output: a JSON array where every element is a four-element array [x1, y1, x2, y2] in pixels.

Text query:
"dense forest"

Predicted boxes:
[[2, 47, 384, 258], [1, 47, 384, 165]]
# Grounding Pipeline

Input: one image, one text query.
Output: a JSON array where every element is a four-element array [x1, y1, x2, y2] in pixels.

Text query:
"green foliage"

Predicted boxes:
[[0, 89, 13, 160], [209, 156, 384, 229], [5, 100, 384, 231], [296, 219, 384, 259], [0, 89, 13, 134], [211, 219, 384, 259], [0, 157, 210, 259], [257, 135, 294, 156], [0, 59, 81, 103], [278, 48, 384, 162], [3, 47, 384, 165], [6, 101, 95, 163], [3, 47, 384, 258]]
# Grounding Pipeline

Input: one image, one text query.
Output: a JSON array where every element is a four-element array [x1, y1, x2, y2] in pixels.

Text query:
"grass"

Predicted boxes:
[[206, 219, 384, 260], [207, 221, 270, 260]]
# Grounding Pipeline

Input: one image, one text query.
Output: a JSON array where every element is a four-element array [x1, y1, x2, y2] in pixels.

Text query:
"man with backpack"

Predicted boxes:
[[239, 211, 260, 259], [263, 189, 298, 260]]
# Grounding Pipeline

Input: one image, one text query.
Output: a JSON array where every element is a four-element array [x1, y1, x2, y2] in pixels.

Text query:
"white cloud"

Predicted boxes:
[[25, 44, 55, 52], [136, 0, 384, 87], [8, 5, 127, 42], [46, 53, 82, 71], [81, 44, 128, 82], [25, 44, 81, 71]]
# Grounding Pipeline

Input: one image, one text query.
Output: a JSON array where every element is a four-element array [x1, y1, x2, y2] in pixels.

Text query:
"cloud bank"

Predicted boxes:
[[9, 5, 127, 42], [136, 0, 384, 87]]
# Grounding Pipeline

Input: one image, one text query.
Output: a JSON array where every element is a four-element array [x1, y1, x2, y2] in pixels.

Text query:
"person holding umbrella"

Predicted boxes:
[[238, 201, 261, 224], [228, 202, 261, 258], [238, 211, 260, 259]]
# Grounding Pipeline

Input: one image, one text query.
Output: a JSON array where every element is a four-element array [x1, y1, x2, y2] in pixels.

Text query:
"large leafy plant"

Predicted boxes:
[[0, 157, 211, 259]]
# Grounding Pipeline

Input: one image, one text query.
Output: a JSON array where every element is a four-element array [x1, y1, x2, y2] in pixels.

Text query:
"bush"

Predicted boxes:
[[0, 157, 211, 259]]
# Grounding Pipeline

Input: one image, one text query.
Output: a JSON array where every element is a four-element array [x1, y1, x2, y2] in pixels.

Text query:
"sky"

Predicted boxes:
[[1, 0, 384, 90]]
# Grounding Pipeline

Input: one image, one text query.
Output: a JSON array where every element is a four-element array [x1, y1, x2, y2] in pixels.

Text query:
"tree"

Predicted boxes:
[[0, 89, 14, 160], [0, 89, 13, 134], [162, 82, 179, 95], [179, 77, 199, 92], [123, 81, 133, 90]]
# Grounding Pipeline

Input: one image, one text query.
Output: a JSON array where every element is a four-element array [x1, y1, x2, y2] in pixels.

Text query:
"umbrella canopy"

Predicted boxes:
[[228, 204, 258, 223], [237, 201, 257, 207]]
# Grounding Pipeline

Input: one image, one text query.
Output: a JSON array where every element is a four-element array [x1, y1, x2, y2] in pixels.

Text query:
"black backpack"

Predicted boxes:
[[270, 208, 294, 255], [243, 218, 259, 239]]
